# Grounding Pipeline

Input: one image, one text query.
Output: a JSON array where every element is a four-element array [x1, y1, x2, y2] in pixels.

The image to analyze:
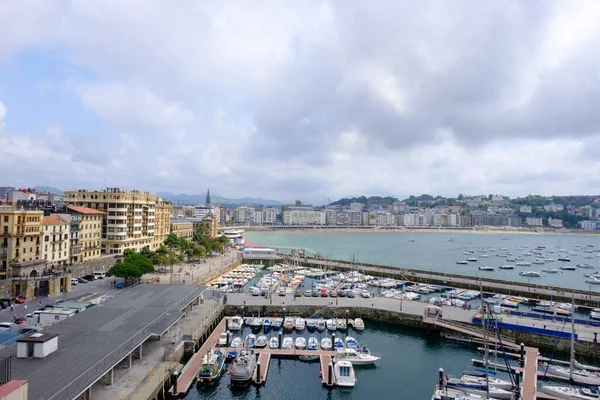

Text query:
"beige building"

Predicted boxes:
[[67, 206, 104, 262], [64, 188, 171, 255], [0, 206, 43, 277], [153, 198, 173, 250], [170, 220, 194, 241], [42, 215, 70, 267]]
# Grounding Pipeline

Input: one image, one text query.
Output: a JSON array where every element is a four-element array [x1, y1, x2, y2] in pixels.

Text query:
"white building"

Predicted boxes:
[[42, 215, 70, 267], [282, 207, 325, 225], [525, 217, 543, 226], [349, 202, 363, 212], [519, 205, 532, 213], [544, 204, 564, 212], [262, 208, 278, 224], [580, 220, 597, 230]]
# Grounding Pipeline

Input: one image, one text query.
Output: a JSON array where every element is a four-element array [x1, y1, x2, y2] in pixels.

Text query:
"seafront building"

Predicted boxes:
[[41, 215, 70, 267], [0, 205, 44, 276]]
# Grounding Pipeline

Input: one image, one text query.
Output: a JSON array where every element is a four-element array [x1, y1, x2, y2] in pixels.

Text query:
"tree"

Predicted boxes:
[[107, 262, 143, 285], [457, 193, 464, 201], [164, 233, 181, 250]]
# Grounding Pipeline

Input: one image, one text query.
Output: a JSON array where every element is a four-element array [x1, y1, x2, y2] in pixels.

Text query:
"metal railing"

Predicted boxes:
[[47, 285, 205, 400]]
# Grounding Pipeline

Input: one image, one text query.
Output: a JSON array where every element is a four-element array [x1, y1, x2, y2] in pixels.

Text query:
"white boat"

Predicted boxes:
[[231, 337, 242, 348], [560, 266, 577, 271], [255, 335, 268, 348], [294, 337, 306, 350], [574, 360, 600, 372], [431, 387, 486, 400], [345, 336, 359, 350], [282, 336, 293, 349], [354, 318, 365, 331], [586, 276, 600, 285], [498, 265, 514, 270], [218, 331, 229, 346], [269, 336, 279, 349], [519, 271, 540, 277], [307, 336, 319, 350], [229, 316, 243, 331], [460, 374, 513, 390], [230, 349, 256, 386], [542, 268, 559, 273], [333, 360, 357, 387], [334, 348, 381, 365], [544, 364, 600, 386], [273, 318, 283, 329], [316, 319, 326, 331], [321, 337, 332, 350], [478, 266, 494, 271], [244, 334, 256, 348], [516, 261, 531, 267], [295, 317, 306, 331], [540, 385, 600, 399], [326, 319, 337, 331], [334, 337, 345, 352], [456, 261, 469, 265]]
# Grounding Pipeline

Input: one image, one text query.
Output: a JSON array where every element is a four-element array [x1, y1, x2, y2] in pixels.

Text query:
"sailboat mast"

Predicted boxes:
[[570, 290, 575, 381]]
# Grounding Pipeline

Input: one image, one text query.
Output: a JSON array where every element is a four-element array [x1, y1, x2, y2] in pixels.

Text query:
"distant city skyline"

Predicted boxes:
[[1, 2, 600, 201]]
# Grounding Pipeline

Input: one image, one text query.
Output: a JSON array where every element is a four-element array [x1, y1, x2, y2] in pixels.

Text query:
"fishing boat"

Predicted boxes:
[[333, 360, 357, 387], [283, 319, 295, 333], [326, 319, 337, 331], [197, 348, 225, 384], [519, 271, 540, 277], [542, 268, 559, 273], [321, 337, 332, 351], [307, 336, 319, 350], [299, 354, 320, 362], [478, 266, 494, 271], [334, 348, 381, 365], [218, 331, 230, 346], [345, 336, 359, 351], [498, 265, 514, 270], [316, 319, 326, 331], [229, 316, 243, 331], [282, 336, 293, 349], [295, 317, 306, 331], [269, 336, 279, 349], [255, 335, 268, 348], [231, 337, 242, 348], [306, 319, 315, 330], [334, 337, 345, 352], [294, 337, 306, 350], [244, 334, 256, 348], [354, 318, 365, 331], [229, 349, 256, 386], [539, 386, 600, 399], [273, 318, 283, 330]]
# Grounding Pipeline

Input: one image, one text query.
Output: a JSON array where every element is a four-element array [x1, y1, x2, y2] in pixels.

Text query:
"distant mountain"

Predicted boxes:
[[33, 186, 64, 195], [156, 192, 283, 206]]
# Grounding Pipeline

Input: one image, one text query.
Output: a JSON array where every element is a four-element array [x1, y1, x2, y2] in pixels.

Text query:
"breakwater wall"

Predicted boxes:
[[224, 304, 600, 357], [289, 256, 600, 307]]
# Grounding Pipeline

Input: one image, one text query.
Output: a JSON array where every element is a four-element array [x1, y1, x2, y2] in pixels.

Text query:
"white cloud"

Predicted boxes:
[[0, 100, 6, 129]]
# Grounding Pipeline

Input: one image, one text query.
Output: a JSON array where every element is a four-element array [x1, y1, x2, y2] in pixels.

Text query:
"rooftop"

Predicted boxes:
[[43, 215, 68, 225], [67, 206, 105, 215]]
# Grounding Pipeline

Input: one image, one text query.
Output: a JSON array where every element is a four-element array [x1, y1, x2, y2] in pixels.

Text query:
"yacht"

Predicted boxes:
[[316, 319, 326, 331], [519, 271, 540, 277], [586, 276, 600, 285], [295, 317, 306, 331], [334, 348, 381, 365], [326, 319, 337, 331], [229, 316, 243, 331], [197, 348, 225, 384], [345, 336, 359, 351], [255, 335, 268, 348], [307, 336, 319, 350], [354, 318, 365, 331], [539, 386, 600, 399], [543, 364, 600, 386], [333, 360, 357, 387], [282, 336, 293, 349], [218, 331, 230, 347], [244, 334, 256, 348], [294, 337, 307, 350], [269, 336, 279, 349], [231, 337, 242, 348], [229, 349, 256, 386], [273, 318, 283, 330], [321, 337, 332, 351], [460, 374, 513, 390]]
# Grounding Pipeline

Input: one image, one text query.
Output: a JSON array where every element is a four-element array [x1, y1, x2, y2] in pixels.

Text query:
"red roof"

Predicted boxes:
[[67, 206, 104, 215], [43, 215, 67, 225]]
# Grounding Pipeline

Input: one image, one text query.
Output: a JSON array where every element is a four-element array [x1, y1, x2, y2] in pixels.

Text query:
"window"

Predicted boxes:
[[3, 216, 7, 222], [45, 235, 49, 242]]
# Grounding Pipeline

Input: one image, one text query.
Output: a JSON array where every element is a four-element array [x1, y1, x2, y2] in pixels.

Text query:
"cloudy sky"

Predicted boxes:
[[1, 1, 600, 203]]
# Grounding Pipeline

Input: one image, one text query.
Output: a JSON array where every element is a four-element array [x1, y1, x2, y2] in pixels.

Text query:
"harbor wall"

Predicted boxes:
[[223, 304, 600, 357]]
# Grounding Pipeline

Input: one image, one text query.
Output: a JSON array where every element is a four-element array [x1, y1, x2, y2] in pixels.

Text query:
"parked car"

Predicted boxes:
[[82, 274, 94, 281], [13, 317, 28, 325], [329, 291, 338, 298], [320, 290, 328, 297], [78, 277, 88, 283], [278, 287, 286, 297], [346, 291, 355, 298], [304, 290, 312, 297], [0, 299, 12, 309], [11, 296, 26, 304], [70, 278, 78, 286], [337, 290, 347, 297], [311, 290, 319, 297], [0, 322, 18, 331], [294, 291, 303, 298], [361, 291, 371, 299]]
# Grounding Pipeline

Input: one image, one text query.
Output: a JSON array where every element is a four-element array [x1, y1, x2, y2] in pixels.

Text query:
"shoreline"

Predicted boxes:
[[244, 227, 600, 237]]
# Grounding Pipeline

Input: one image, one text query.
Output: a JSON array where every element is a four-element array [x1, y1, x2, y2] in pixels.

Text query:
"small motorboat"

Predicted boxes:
[[542, 268, 559, 273], [354, 318, 365, 331], [282, 336, 293, 349], [197, 348, 225, 384], [337, 319, 347, 330], [478, 266, 494, 271], [560, 266, 577, 271], [255, 335, 268, 348], [334, 337, 345, 352], [231, 337, 242, 348], [295, 318, 306, 331], [263, 318, 271, 331], [519, 271, 541, 277], [456, 261, 469, 265], [498, 265, 514, 270], [218, 331, 230, 347], [321, 337, 332, 351], [316, 319, 326, 332], [244, 334, 256, 348], [307, 336, 319, 350], [306, 319, 315, 330], [229, 316, 243, 331], [283, 319, 294, 333], [269, 336, 279, 349], [333, 360, 356, 387], [299, 354, 320, 362], [244, 318, 252, 326], [334, 348, 381, 365], [345, 336, 359, 351], [295, 337, 306, 350], [273, 318, 283, 330], [467, 258, 478, 262], [326, 319, 337, 331], [251, 318, 263, 330]]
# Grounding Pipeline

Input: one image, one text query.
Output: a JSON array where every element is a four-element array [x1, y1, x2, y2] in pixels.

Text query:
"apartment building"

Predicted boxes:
[[525, 217, 543, 227], [0, 206, 43, 277], [42, 215, 70, 266], [234, 206, 255, 224], [64, 188, 171, 255], [282, 207, 325, 225], [170, 220, 194, 240], [153, 198, 172, 250], [66, 206, 104, 262]]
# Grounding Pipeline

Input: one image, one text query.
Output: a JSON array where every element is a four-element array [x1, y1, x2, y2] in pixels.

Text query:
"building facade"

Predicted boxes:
[[282, 207, 325, 225], [42, 215, 70, 267], [66, 206, 104, 262], [170, 220, 194, 240], [0, 206, 43, 277], [153, 198, 173, 250], [525, 217, 543, 226]]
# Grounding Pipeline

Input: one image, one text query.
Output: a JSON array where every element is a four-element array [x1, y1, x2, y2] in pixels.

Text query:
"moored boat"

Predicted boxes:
[[283, 319, 294, 333], [218, 331, 230, 347], [539, 385, 600, 400], [244, 334, 256, 348], [268, 336, 279, 349], [295, 317, 306, 331], [255, 335, 268, 348], [334, 337, 345, 352], [334, 348, 381, 366], [321, 337, 332, 351], [273, 318, 283, 329], [333, 360, 357, 387], [542, 268, 559, 273], [294, 336, 306, 350], [282, 336, 293, 349], [326, 318, 337, 331], [519, 271, 540, 277], [307, 336, 319, 350], [306, 319, 315, 330], [229, 349, 256, 386], [231, 337, 242, 348], [197, 348, 225, 384], [354, 318, 365, 331], [316, 319, 326, 331], [229, 316, 243, 331], [345, 336, 359, 351]]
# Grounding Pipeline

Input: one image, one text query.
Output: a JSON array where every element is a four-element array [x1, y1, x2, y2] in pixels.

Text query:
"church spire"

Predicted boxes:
[[205, 188, 211, 205]]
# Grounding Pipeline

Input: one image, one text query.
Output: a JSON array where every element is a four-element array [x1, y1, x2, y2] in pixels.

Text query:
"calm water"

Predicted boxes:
[[246, 231, 600, 291], [184, 321, 486, 400]]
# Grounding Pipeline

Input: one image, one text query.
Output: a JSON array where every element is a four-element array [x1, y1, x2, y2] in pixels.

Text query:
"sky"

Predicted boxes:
[[1, 1, 600, 204]]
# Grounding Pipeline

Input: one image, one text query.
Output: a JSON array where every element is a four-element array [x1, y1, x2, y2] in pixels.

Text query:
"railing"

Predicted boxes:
[[47, 285, 206, 400], [12, 272, 70, 281]]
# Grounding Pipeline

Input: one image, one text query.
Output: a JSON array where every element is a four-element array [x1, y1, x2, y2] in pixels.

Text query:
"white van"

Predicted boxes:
[[93, 271, 106, 280], [70, 278, 78, 285]]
